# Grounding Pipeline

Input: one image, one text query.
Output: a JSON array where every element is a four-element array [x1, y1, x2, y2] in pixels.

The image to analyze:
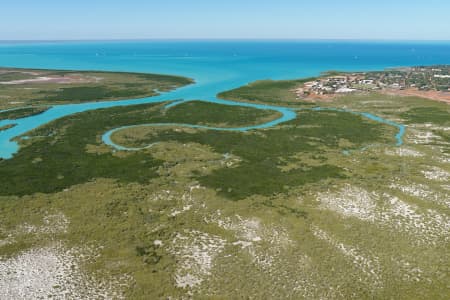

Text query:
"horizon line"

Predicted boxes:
[[1, 38, 450, 43]]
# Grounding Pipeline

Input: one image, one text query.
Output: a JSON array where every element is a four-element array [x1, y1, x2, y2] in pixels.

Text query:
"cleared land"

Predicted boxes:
[[1, 72, 449, 299]]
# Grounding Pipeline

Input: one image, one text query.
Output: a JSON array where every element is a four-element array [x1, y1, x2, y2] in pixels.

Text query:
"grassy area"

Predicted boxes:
[[400, 106, 450, 125], [0, 71, 36, 81], [0, 67, 193, 109], [37, 86, 149, 102]]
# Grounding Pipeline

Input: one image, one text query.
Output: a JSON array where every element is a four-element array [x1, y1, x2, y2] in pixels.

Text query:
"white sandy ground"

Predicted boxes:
[[406, 127, 439, 145], [167, 187, 323, 297], [209, 213, 293, 269], [204, 213, 331, 299], [196, 196, 438, 297], [0, 212, 129, 299], [161, 185, 232, 290], [391, 257, 424, 283], [390, 179, 450, 208], [317, 185, 450, 245], [0, 76, 55, 84], [169, 185, 203, 217], [417, 123, 450, 132], [169, 230, 226, 289], [384, 147, 424, 157], [421, 166, 450, 182], [0, 213, 69, 249], [0, 75, 102, 85], [404, 125, 450, 164], [438, 154, 450, 164], [312, 226, 383, 288], [318, 185, 378, 222], [18, 212, 69, 235], [0, 244, 129, 299]]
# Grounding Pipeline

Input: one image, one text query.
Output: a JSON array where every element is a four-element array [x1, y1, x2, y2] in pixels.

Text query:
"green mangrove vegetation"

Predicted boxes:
[[0, 106, 48, 121], [218, 78, 315, 105]]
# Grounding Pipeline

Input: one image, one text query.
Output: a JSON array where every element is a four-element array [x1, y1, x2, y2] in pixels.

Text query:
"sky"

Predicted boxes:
[[1, 0, 450, 40]]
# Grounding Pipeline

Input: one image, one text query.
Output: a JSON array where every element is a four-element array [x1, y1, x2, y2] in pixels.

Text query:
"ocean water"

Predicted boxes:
[[2, 40, 450, 98], [0, 40, 449, 158]]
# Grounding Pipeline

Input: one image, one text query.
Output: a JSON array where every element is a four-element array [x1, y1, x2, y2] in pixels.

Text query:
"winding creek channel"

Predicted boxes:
[[0, 83, 405, 158]]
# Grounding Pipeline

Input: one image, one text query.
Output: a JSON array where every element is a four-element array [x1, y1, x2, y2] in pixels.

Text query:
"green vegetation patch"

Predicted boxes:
[[198, 111, 393, 199], [0, 106, 48, 121], [38, 86, 147, 102], [159, 100, 282, 126], [218, 78, 315, 105], [0, 103, 164, 196], [0, 124, 16, 131], [0, 71, 36, 82], [400, 107, 450, 125], [113, 109, 394, 200], [0, 101, 280, 197], [0, 100, 394, 199]]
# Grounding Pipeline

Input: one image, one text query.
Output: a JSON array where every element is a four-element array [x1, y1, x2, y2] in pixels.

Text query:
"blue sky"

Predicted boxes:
[[2, 0, 450, 40]]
